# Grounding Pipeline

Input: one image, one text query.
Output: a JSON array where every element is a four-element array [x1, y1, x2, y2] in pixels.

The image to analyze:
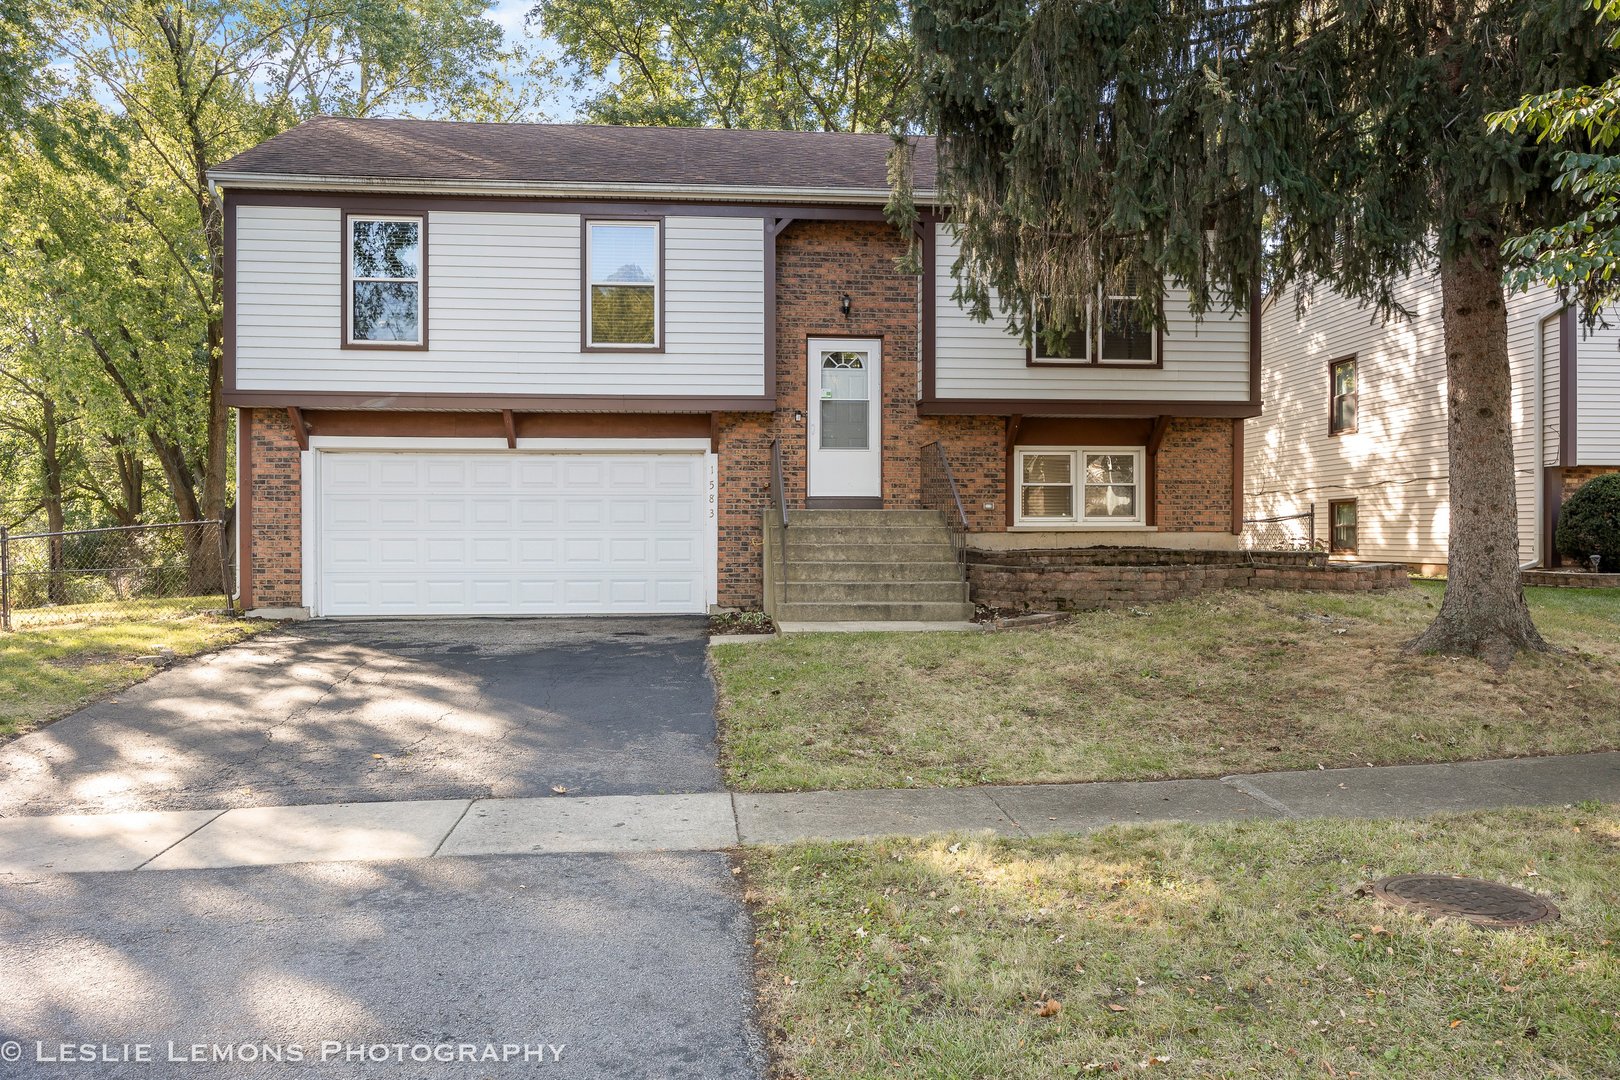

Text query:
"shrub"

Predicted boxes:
[[1556, 474, 1620, 572]]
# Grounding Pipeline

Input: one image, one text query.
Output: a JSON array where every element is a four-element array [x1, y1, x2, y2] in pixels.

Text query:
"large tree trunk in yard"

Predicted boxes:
[[1406, 241, 1549, 667]]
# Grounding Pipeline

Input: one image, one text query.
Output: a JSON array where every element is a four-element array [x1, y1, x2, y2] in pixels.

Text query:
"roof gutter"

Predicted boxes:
[[207, 170, 939, 207]]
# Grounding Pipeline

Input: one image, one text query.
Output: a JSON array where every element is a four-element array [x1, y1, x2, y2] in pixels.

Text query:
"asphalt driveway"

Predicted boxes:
[[0, 617, 721, 817], [0, 852, 766, 1079]]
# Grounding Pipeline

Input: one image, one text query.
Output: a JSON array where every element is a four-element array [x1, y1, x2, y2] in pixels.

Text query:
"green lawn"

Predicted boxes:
[[713, 583, 1620, 791], [746, 806, 1620, 1079], [0, 606, 265, 741]]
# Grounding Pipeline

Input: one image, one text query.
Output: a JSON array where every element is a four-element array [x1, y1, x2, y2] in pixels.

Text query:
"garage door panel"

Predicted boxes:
[[317, 451, 710, 616]]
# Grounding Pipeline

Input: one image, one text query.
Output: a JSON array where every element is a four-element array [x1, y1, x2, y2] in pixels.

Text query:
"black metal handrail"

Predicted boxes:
[[921, 440, 969, 573], [768, 438, 789, 607]]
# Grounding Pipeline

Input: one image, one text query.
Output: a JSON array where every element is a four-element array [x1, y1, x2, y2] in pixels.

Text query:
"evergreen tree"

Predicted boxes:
[[892, 0, 1618, 665]]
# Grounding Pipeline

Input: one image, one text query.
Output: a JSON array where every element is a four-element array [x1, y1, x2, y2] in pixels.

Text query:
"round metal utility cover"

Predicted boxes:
[[1372, 875, 1559, 928]]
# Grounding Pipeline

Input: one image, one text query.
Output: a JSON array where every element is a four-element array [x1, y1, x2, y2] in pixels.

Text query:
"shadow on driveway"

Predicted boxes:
[[0, 851, 766, 1079], [0, 617, 722, 816]]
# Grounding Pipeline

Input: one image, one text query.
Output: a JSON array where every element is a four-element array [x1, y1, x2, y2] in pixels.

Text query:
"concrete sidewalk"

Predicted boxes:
[[2, 752, 1616, 875]]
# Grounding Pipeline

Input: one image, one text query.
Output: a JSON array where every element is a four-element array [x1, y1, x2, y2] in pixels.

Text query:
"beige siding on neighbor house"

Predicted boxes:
[[1247, 272, 1563, 567], [1577, 320, 1620, 464], [931, 224, 1252, 402], [233, 204, 766, 397]]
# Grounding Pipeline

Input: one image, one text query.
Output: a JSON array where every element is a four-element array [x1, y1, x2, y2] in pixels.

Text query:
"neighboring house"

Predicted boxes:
[[1247, 272, 1620, 572], [212, 117, 1259, 620]]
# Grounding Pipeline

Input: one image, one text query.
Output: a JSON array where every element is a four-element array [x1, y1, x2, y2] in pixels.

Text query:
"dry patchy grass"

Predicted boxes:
[[746, 806, 1620, 1079], [0, 608, 265, 741], [714, 583, 1620, 791]]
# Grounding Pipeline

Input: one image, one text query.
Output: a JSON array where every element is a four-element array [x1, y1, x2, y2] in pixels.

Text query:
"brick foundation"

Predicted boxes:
[[1521, 569, 1620, 588], [969, 547, 1409, 611], [1560, 466, 1620, 503]]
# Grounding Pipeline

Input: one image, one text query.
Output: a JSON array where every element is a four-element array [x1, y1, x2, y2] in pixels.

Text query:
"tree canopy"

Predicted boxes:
[[1491, 0, 1620, 319], [532, 0, 914, 130], [0, 0, 543, 535]]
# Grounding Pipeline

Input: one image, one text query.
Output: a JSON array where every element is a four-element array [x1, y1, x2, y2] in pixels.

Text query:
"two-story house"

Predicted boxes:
[[213, 117, 1259, 620], [1247, 272, 1620, 573]]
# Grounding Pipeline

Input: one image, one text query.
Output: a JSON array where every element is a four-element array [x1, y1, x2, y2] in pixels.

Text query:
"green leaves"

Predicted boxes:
[[535, 0, 914, 132], [899, 0, 1619, 337]]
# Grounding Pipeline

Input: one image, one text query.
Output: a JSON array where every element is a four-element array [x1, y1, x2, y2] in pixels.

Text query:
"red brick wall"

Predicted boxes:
[[244, 407, 303, 609], [1560, 466, 1620, 503], [969, 549, 1408, 611], [1155, 418, 1236, 532], [713, 220, 1009, 607]]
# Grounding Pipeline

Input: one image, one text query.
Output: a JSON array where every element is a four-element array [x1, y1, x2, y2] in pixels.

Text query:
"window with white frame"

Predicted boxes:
[[1016, 448, 1145, 526], [347, 215, 423, 344], [585, 220, 660, 347], [1030, 276, 1157, 365]]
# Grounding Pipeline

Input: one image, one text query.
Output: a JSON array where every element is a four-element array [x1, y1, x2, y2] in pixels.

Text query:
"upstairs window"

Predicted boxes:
[[585, 220, 660, 348], [1030, 278, 1158, 366], [1015, 448, 1144, 526], [347, 215, 423, 346], [1329, 356, 1358, 435]]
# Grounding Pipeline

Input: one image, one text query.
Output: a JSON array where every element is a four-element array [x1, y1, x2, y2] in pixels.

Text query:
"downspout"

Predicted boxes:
[[1524, 304, 1564, 569]]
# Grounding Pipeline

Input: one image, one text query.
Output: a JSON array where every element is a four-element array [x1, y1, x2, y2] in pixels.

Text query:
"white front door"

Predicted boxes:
[[806, 337, 882, 500]]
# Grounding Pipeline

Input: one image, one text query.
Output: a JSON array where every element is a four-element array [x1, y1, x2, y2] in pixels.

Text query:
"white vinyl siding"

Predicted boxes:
[[1247, 270, 1562, 566], [1577, 319, 1620, 464], [932, 223, 1250, 402], [235, 205, 765, 396]]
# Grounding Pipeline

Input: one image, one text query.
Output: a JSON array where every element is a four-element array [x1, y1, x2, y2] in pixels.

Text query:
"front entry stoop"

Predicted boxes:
[[764, 509, 976, 625]]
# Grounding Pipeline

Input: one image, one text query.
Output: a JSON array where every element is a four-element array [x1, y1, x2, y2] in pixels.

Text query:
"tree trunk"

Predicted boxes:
[[41, 397, 68, 605], [1406, 240, 1549, 667]]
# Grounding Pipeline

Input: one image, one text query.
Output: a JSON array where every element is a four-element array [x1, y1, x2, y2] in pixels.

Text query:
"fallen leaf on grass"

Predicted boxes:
[[1036, 999, 1062, 1018], [1105, 1003, 1128, 1013]]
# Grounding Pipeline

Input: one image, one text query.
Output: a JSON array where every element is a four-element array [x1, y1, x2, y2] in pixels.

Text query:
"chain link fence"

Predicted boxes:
[[1241, 505, 1327, 559], [0, 520, 234, 631]]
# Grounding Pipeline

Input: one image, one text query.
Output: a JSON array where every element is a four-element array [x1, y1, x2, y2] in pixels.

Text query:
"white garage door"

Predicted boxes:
[[314, 451, 711, 616]]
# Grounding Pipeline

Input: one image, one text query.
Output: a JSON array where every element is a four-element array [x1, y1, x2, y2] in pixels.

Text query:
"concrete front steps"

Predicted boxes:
[[766, 509, 975, 625]]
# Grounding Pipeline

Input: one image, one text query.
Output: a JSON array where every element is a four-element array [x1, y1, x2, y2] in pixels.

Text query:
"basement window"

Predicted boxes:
[[1016, 448, 1144, 526], [1329, 499, 1358, 553]]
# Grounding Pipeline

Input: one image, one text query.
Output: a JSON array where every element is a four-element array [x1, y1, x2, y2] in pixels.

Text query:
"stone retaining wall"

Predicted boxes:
[[969, 547, 1410, 611], [1521, 569, 1620, 589]]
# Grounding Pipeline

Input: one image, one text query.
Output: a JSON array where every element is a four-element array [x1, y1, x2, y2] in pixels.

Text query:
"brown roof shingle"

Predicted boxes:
[[213, 117, 937, 196]]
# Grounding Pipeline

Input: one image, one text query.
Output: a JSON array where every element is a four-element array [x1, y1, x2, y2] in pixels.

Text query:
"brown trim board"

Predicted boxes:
[[920, 399, 1262, 419], [1543, 466, 1565, 569], [1560, 305, 1577, 468], [225, 391, 775, 412], [237, 407, 253, 610], [298, 410, 711, 439], [229, 188, 901, 221]]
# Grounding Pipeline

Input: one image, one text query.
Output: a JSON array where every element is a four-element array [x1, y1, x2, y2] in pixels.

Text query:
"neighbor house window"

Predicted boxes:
[[585, 220, 660, 348], [1029, 279, 1158, 365], [347, 215, 424, 345], [1329, 499, 1358, 553], [1015, 448, 1144, 526], [1329, 356, 1358, 434]]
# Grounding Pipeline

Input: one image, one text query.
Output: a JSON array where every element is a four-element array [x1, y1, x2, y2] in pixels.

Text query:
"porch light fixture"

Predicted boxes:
[[840, 294, 852, 319]]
